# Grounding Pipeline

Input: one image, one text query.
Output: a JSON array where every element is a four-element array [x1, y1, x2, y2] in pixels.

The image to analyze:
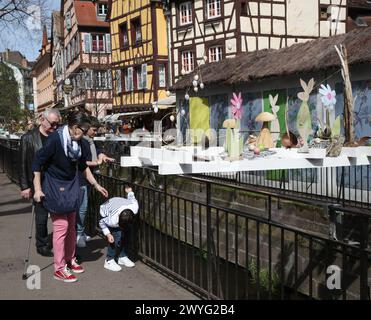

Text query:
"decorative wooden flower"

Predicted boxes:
[[231, 92, 243, 120], [319, 84, 336, 110]]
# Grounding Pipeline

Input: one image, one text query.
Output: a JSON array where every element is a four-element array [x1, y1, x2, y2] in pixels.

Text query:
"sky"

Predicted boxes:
[[0, 0, 60, 62]]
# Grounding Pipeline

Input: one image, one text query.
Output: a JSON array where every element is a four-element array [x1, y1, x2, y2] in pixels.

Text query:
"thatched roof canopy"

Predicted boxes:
[[172, 27, 371, 90]]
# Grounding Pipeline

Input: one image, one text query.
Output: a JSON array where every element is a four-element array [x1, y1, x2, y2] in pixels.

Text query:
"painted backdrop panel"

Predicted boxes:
[[189, 97, 210, 144]]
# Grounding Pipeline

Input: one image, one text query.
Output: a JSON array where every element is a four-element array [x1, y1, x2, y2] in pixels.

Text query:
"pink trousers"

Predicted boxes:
[[50, 212, 76, 272]]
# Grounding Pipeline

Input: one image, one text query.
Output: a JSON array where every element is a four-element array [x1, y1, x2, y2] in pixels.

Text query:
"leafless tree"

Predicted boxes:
[[0, 0, 52, 55]]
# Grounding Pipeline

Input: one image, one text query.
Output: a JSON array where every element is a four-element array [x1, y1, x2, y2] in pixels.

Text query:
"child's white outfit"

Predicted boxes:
[[99, 192, 139, 271]]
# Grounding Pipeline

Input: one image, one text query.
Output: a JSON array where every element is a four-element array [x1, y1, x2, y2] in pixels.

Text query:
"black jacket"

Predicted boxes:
[[20, 127, 43, 191]]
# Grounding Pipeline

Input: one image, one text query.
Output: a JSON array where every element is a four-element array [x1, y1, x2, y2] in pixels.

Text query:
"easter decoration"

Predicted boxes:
[[296, 78, 314, 153], [223, 93, 244, 160], [269, 94, 281, 147], [318, 84, 337, 139], [255, 112, 275, 149], [281, 96, 298, 148]]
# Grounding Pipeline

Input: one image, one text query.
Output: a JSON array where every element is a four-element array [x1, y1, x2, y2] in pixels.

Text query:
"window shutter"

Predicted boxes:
[[72, 39, 75, 60], [106, 70, 112, 89], [105, 34, 111, 53], [128, 67, 133, 91], [85, 70, 93, 89], [116, 70, 122, 93], [76, 33, 80, 55], [141, 64, 147, 90], [84, 33, 91, 53], [124, 69, 129, 92]]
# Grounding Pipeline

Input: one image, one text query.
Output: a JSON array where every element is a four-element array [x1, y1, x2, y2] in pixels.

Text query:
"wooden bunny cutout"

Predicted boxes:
[[296, 78, 314, 153], [269, 94, 280, 147]]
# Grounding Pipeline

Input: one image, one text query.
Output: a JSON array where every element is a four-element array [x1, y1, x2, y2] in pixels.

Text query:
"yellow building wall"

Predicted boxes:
[[110, 0, 168, 109], [156, 8, 168, 57]]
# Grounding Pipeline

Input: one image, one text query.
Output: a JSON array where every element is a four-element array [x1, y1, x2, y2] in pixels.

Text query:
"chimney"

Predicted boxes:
[[42, 25, 48, 48]]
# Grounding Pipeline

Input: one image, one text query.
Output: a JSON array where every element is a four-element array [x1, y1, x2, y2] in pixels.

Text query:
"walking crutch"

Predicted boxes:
[[22, 203, 35, 280]]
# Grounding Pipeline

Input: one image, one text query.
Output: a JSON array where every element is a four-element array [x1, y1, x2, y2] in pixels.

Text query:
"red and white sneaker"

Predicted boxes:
[[67, 258, 85, 274], [54, 267, 78, 283]]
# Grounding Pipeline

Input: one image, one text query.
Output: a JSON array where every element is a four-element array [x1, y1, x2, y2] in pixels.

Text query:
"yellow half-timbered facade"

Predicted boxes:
[[109, 0, 169, 113]]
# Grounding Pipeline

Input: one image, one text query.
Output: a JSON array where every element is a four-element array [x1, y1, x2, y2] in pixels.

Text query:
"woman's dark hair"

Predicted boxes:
[[118, 209, 134, 229], [67, 111, 91, 128], [89, 116, 101, 128]]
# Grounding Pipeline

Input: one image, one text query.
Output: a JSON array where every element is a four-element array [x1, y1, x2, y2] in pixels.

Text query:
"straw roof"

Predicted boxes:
[[172, 27, 371, 90]]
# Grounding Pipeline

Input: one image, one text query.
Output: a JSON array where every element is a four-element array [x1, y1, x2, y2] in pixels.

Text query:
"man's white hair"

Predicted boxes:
[[41, 108, 61, 118]]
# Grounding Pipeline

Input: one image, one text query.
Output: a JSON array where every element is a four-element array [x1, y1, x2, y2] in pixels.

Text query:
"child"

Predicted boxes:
[[99, 186, 139, 272]]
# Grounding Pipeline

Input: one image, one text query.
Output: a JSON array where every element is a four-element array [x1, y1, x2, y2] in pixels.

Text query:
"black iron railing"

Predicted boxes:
[[88, 164, 371, 300], [1, 137, 370, 300]]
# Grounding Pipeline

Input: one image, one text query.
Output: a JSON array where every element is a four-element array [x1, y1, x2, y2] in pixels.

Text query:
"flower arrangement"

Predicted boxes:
[[318, 84, 337, 139], [319, 84, 337, 110]]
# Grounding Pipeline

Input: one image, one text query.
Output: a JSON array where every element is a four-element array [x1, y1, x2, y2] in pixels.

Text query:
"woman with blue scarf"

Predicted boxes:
[[32, 111, 108, 283]]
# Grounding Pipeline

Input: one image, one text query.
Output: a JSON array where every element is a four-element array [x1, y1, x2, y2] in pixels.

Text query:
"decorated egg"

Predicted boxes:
[[254, 147, 260, 155]]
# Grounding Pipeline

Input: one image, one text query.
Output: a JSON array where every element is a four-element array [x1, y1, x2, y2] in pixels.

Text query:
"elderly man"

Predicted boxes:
[[20, 108, 61, 257]]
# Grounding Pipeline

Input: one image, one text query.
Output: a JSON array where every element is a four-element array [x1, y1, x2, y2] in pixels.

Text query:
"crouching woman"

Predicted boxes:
[[32, 111, 108, 283]]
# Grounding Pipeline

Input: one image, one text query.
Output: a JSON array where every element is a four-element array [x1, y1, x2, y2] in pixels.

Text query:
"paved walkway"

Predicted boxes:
[[0, 174, 198, 300]]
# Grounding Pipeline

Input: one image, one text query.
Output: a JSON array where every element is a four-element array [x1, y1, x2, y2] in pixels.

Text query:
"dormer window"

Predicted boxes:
[[97, 3, 108, 17]]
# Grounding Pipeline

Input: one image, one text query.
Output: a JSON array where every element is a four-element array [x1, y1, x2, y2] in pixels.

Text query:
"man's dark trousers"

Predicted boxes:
[[34, 201, 49, 249]]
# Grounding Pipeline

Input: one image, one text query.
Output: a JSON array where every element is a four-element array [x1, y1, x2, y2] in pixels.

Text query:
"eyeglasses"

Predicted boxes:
[[45, 117, 59, 128], [77, 126, 89, 134]]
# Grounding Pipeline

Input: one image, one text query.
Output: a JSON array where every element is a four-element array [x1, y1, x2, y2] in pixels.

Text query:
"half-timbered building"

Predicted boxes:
[[32, 26, 54, 114], [167, 0, 348, 83], [108, 0, 169, 116], [61, 0, 112, 118]]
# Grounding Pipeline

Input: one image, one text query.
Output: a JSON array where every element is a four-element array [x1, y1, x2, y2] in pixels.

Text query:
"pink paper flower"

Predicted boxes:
[[231, 92, 243, 120]]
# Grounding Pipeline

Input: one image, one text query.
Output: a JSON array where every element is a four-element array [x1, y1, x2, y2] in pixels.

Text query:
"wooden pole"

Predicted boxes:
[[334, 44, 355, 146]]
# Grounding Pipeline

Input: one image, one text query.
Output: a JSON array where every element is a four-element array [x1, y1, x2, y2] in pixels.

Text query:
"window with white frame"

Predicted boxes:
[[65, 11, 72, 30], [179, 2, 192, 26], [97, 3, 108, 16], [181, 50, 194, 73], [209, 45, 223, 62], [158, 64, 166, 87], [93, 70, 111, 89], [91, 34, 105, 52], [206, 0, 221, 19]]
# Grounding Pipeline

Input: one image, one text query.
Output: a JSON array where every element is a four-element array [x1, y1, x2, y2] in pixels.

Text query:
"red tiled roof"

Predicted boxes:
[[74, 0, 109, 28]]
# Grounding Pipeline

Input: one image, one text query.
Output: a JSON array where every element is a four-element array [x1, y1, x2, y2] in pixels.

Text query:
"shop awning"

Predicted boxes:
[[152, 95, 176, 109], [102, 110, 153, 122]]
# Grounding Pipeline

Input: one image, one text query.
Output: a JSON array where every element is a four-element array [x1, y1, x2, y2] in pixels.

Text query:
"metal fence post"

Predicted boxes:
[[206, 180, 212, 299], [359, 216, 369, 300]]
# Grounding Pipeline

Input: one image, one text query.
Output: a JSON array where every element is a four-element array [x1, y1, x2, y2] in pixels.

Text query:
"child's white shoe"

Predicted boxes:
[[104, 259, 122, 272], [118, 256, 135, 268]]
